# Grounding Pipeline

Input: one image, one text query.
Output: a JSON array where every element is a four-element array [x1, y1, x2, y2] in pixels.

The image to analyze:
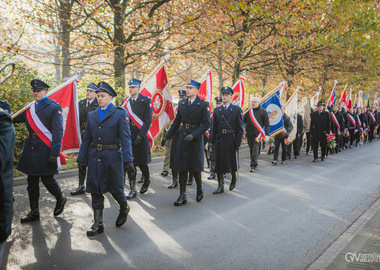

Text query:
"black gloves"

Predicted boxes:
[[78, 162, 86, 169], [124, 162, 136, 175], [184, 134, 195, 142], [161, 138, 167, 147], [134, 135, 143, 145], [48, 156, 58, 170]]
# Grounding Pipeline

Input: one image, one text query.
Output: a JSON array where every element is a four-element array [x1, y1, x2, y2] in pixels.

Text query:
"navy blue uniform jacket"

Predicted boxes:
[[13, 98, 63, 176], [0, 111, 15, 243], [77, 104, 133, 195], [165, 96, 211, 172]]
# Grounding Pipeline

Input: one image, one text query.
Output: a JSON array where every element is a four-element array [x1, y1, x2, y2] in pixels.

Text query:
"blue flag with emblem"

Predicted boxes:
[[260, 90, 284, 137]]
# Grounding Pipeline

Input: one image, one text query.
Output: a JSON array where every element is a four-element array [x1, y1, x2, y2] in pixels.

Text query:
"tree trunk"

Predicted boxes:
[[58, 0, 73, 80], [112, 0, 126, 93]]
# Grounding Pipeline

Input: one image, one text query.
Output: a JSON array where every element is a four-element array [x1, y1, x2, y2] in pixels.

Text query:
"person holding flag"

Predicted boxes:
[[210, 86, 244, 194], [272, 107, 293, 165], [161, 80, 211, 206], [77, 81, 135, 236], [123, 78, 153, 199], [331, 104, 344, 153], [13, 79, 67, 223], [71, 83, 99, 196], [244, 97, 270, 172]]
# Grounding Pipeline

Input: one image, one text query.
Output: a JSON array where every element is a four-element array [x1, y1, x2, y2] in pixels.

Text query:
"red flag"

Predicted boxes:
[[348, 88, 352, 109], [197, 69, 212, 104], [340, 87, 347, 105], [328, 80, 338, 105], [232, 77, 245, 107], [49, 81, 81, 153], [140, 65, 175, 142]]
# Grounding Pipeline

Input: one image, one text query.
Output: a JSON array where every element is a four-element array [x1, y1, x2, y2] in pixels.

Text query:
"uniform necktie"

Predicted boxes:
[[132, 99, 135, 105], [87, 101, 90, 107]]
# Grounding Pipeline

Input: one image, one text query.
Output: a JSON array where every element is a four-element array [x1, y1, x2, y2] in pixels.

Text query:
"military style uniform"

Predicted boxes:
[[310, 103, 331, 161], [77, 81, 134, 236], [210, 87, 244, 194], [0, 109, 15, 244], [71, 83, 99, 196], [244, 104, 270, 171], [13, 79, 66, 223], [164, 80, 211, 206], [123, 89, 153, 199], [331, 109, 344, 153], [272, 113, 293, 164]]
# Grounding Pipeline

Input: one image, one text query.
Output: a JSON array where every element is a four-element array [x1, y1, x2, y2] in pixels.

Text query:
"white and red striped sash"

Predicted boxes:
[[125, 98, 154, 148], [26, 104, 66, 169], [249, 108, 265, 142], [369, 112, 376, 124], [330, 112, 340, 130], [348, 114, 356, 126]]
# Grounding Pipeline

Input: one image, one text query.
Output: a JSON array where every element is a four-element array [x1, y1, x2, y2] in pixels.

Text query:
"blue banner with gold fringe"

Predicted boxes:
[[260, 90, 284, 137]]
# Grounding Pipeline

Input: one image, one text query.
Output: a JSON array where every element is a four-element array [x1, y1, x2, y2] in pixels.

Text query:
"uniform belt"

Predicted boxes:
[[182, 123, 199, 129], [131, 121, 136, 126], [91, 144, 120, 151], [29, 132, 38, 139], [219, 129, 235, 134], [83, 122, 87, 127]]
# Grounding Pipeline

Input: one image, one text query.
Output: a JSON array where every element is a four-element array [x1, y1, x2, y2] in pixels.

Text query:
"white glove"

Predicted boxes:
[[265, 136, 269, 142]]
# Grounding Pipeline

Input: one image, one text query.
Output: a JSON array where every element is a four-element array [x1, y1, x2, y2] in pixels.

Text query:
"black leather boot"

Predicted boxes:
[[87, 209, 104, 236], [115, 201, 130, 227], [126, 179, 137, 200], [54, 195, 67, 216], [213, 174, 224, 194], [168, 170, 178, 189], [138, 174, 144, 183], [71, 163, 86, 195], [194, 172, 203, 202], [230, 171, 237, 191], [70, 185, 85, 196], [20, 200, 40, 223], [140, 165, 150, 194], [174, 173, 187, 206], [187, 173, 194, 185]]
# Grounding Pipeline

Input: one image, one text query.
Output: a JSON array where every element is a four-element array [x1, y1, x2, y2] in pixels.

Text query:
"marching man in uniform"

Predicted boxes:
[[244, 97, 270, 172], [13, 79, 67, 223], [71, 83, 99, 196], [162, 80, 211, 206], [123, 78, 153, 199], [210, 86, 244, 194], [77, 81, 135, 236]]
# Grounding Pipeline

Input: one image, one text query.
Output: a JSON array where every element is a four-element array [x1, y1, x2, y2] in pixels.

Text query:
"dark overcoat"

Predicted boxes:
[[77, 104, 133, 195], [13, 98, 63, 176], [0, 111, 15, 243], [79, 97, 99, 137], [210, 104, 244, 173], [331, 111, 344, 134], [310, 110, 330, 141], [165, 96, 211, 172], [169, 106, 180, 169], [124, 93, 152, 165]]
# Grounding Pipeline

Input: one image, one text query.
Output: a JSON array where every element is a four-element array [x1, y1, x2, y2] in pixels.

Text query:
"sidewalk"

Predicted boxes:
[[309, 194, 380, 269]]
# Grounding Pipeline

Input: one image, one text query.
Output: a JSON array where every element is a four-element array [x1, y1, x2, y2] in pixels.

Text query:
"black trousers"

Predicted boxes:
[[247, 136, 261, 167], [78, 163, 87, 186], [369, 125, 375, 142], [293, 133, 303, 156], [312, 138, 327, 159], [273, 137, 286, 162], [27, 175, 62, 202], [349, 129, 355, 146], [91, 192, 126, 209], [306, 132, 312, 153]]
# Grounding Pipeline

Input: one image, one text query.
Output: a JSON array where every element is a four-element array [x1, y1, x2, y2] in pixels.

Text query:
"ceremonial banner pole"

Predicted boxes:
[[121, 54, 171, 108], [12, 69, 86, 119]]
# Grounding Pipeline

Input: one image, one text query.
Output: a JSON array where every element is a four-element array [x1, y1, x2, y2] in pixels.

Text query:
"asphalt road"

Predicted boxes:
[[5, 142, 380, 270]]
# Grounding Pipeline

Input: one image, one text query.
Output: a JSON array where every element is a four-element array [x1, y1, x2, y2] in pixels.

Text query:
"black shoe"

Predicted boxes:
[[70, 185, 85, 196], [213, 176, 224, 194], [20, 207, 40, 223], [54, 195, 66, 216], [138, 175, 144, 183], [115, 203, 130, 227], [187, 178, 193, 185], [312, 159, 317, 162], [140, 180, 150, 194], [174, 194, 187, 206], [321, 157, 324, 161], [87, 209, 104, 236], [281, 161, 285, 165], [161, 171, 169, 177], [249, 167, 255, 172], [196, 192, 204, 202], [294, 155, 297, 159], [168, 179, 178, 189], [126, 190, 137, 200], [271, 160, 277, 165], [230, 172, 237, 191], [207, 173, 216, 180]]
